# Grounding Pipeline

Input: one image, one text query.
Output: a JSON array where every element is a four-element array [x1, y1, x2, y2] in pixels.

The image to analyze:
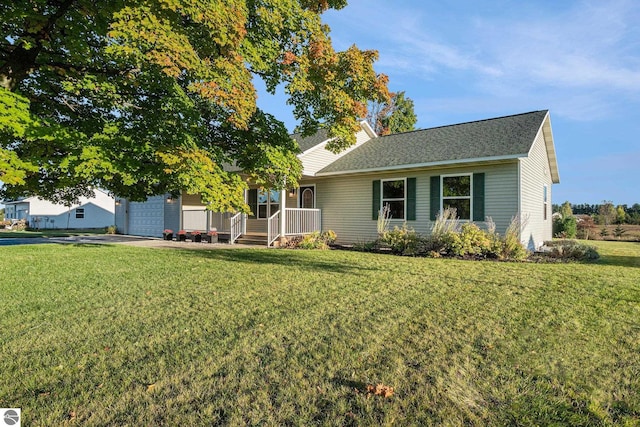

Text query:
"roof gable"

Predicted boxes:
[[292, 120, 377, 155], [538, 112, 560, 183], [317, 110, 550, 175], [291, 129, 331, 154], [297, 122, 377, 176]]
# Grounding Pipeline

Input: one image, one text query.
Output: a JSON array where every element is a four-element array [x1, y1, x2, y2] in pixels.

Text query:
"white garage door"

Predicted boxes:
[[128, 196, 164, 237]]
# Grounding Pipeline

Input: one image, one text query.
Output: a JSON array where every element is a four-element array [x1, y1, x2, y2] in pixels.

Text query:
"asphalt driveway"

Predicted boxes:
[[0, 237, 54, 246], [0, 235, 149, 247]]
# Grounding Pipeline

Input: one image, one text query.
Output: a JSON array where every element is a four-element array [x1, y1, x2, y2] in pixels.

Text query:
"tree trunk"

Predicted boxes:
[[0, 45, 42, 91]]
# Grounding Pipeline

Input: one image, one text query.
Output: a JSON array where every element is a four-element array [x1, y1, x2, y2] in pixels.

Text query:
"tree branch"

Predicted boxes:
[[0, 0, 77, 91], [42, 60, 133, 77]]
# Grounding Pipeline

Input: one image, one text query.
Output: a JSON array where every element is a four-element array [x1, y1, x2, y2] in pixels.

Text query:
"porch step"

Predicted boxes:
[[234, 234, 269, 246]]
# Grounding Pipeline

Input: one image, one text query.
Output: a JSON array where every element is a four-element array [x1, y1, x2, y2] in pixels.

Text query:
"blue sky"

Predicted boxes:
[[257, 0, 640, 206], [1, 1, 637, 210]]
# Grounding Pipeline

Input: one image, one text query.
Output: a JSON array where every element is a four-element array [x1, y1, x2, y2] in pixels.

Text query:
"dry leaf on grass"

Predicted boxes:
[[366, 383, 394, 398]]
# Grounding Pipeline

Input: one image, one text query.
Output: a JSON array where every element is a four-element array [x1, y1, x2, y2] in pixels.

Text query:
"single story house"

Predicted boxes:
[[115, 110, 559, 250], [3, 189, 115, 229]]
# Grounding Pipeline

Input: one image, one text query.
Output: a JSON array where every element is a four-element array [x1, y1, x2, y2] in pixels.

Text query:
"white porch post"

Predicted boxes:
[[280, 188, 287, 241], [243, 189, 247, 235]]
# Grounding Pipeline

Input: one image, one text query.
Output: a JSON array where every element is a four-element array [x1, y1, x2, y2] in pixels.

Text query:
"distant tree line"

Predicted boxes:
[[551, 201, 640, 240], [552, 201, 640, 225]]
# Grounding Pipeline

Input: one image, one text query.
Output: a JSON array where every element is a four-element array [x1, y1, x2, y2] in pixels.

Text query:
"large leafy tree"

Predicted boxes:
[[366, 91, 416, 136], [598, 201, 616, 226], [0, 0, 389, 210]]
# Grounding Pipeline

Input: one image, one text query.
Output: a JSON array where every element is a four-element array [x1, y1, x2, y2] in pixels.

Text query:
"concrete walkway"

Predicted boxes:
[[103, 235, 266, 249], [0, 234, 265, 249]]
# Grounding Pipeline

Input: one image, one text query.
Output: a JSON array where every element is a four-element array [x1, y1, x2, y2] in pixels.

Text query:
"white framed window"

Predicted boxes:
[[381, 178, 406, 220], [76, 208, 85, 219], [441, 174, 472, 220], [257, 189, 280, 219]]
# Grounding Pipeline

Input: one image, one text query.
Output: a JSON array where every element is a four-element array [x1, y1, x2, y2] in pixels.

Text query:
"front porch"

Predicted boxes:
[[181, 208, 321, 247]]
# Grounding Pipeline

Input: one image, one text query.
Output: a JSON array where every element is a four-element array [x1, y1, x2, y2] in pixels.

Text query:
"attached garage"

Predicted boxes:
[[115, 195, 180, 237], [128, 196, 165, 237]]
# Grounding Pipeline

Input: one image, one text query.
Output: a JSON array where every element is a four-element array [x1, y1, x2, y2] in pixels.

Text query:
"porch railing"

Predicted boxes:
[[285, 208, 321, 236], [267, 210, 281, 247], [182, 210, 245, 243], [181, 208, 319, 246], [209, 212, 234, 234], [230, 212, 245, 244]]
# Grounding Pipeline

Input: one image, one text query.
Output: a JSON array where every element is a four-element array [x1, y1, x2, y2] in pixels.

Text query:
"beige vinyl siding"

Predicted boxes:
[[180, 193, 204, 209], [316, 163, 519, 244], [286, 191, 298, 208], [244, 218, 263, 234], [299, 128, 373, 176], [483, 163, 520, 233], [245, 218, 264, 234], [519, 128, 554, 250], [316, 175, 379, 243]]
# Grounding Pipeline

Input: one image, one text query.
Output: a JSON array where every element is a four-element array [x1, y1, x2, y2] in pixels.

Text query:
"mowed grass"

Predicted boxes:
[[0, 241, 639, 425]]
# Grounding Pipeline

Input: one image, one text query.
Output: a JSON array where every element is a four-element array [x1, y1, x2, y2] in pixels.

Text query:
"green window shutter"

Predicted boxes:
[[372, 180, 381, 220], [430, 176, 440, 220], [406, 177, 416, 220], [473, 173, 485, 221], [248, 189, 257, 219]]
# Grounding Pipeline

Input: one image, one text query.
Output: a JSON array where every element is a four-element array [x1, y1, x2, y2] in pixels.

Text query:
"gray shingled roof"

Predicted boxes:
[[291, 128, 330, 153], [317, 110, 549, 175]]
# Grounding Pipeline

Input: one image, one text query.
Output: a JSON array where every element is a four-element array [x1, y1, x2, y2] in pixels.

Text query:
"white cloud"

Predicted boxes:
[[482, 0, 640, 92], [325, 0, 640, 120]]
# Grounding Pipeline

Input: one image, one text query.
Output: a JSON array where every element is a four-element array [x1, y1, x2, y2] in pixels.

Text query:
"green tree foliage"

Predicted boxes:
[[554, 200, 576, 238], [572, 203, 598, 215], [0, 207, 4, 221], [598, 201, 616, 226], [366, 91, 416, 135], [559, 201, 573, 218], [553, 216, 577, 239], [556, 202, 640, 225], [613, 224, 626, 239], [616, 205, 627, 224], [0, 0, 389, 209], [628, 203, 640, 225]]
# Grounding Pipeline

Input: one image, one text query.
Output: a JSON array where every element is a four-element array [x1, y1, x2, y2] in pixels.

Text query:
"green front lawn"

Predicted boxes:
[[1, 241, 639, 425]]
